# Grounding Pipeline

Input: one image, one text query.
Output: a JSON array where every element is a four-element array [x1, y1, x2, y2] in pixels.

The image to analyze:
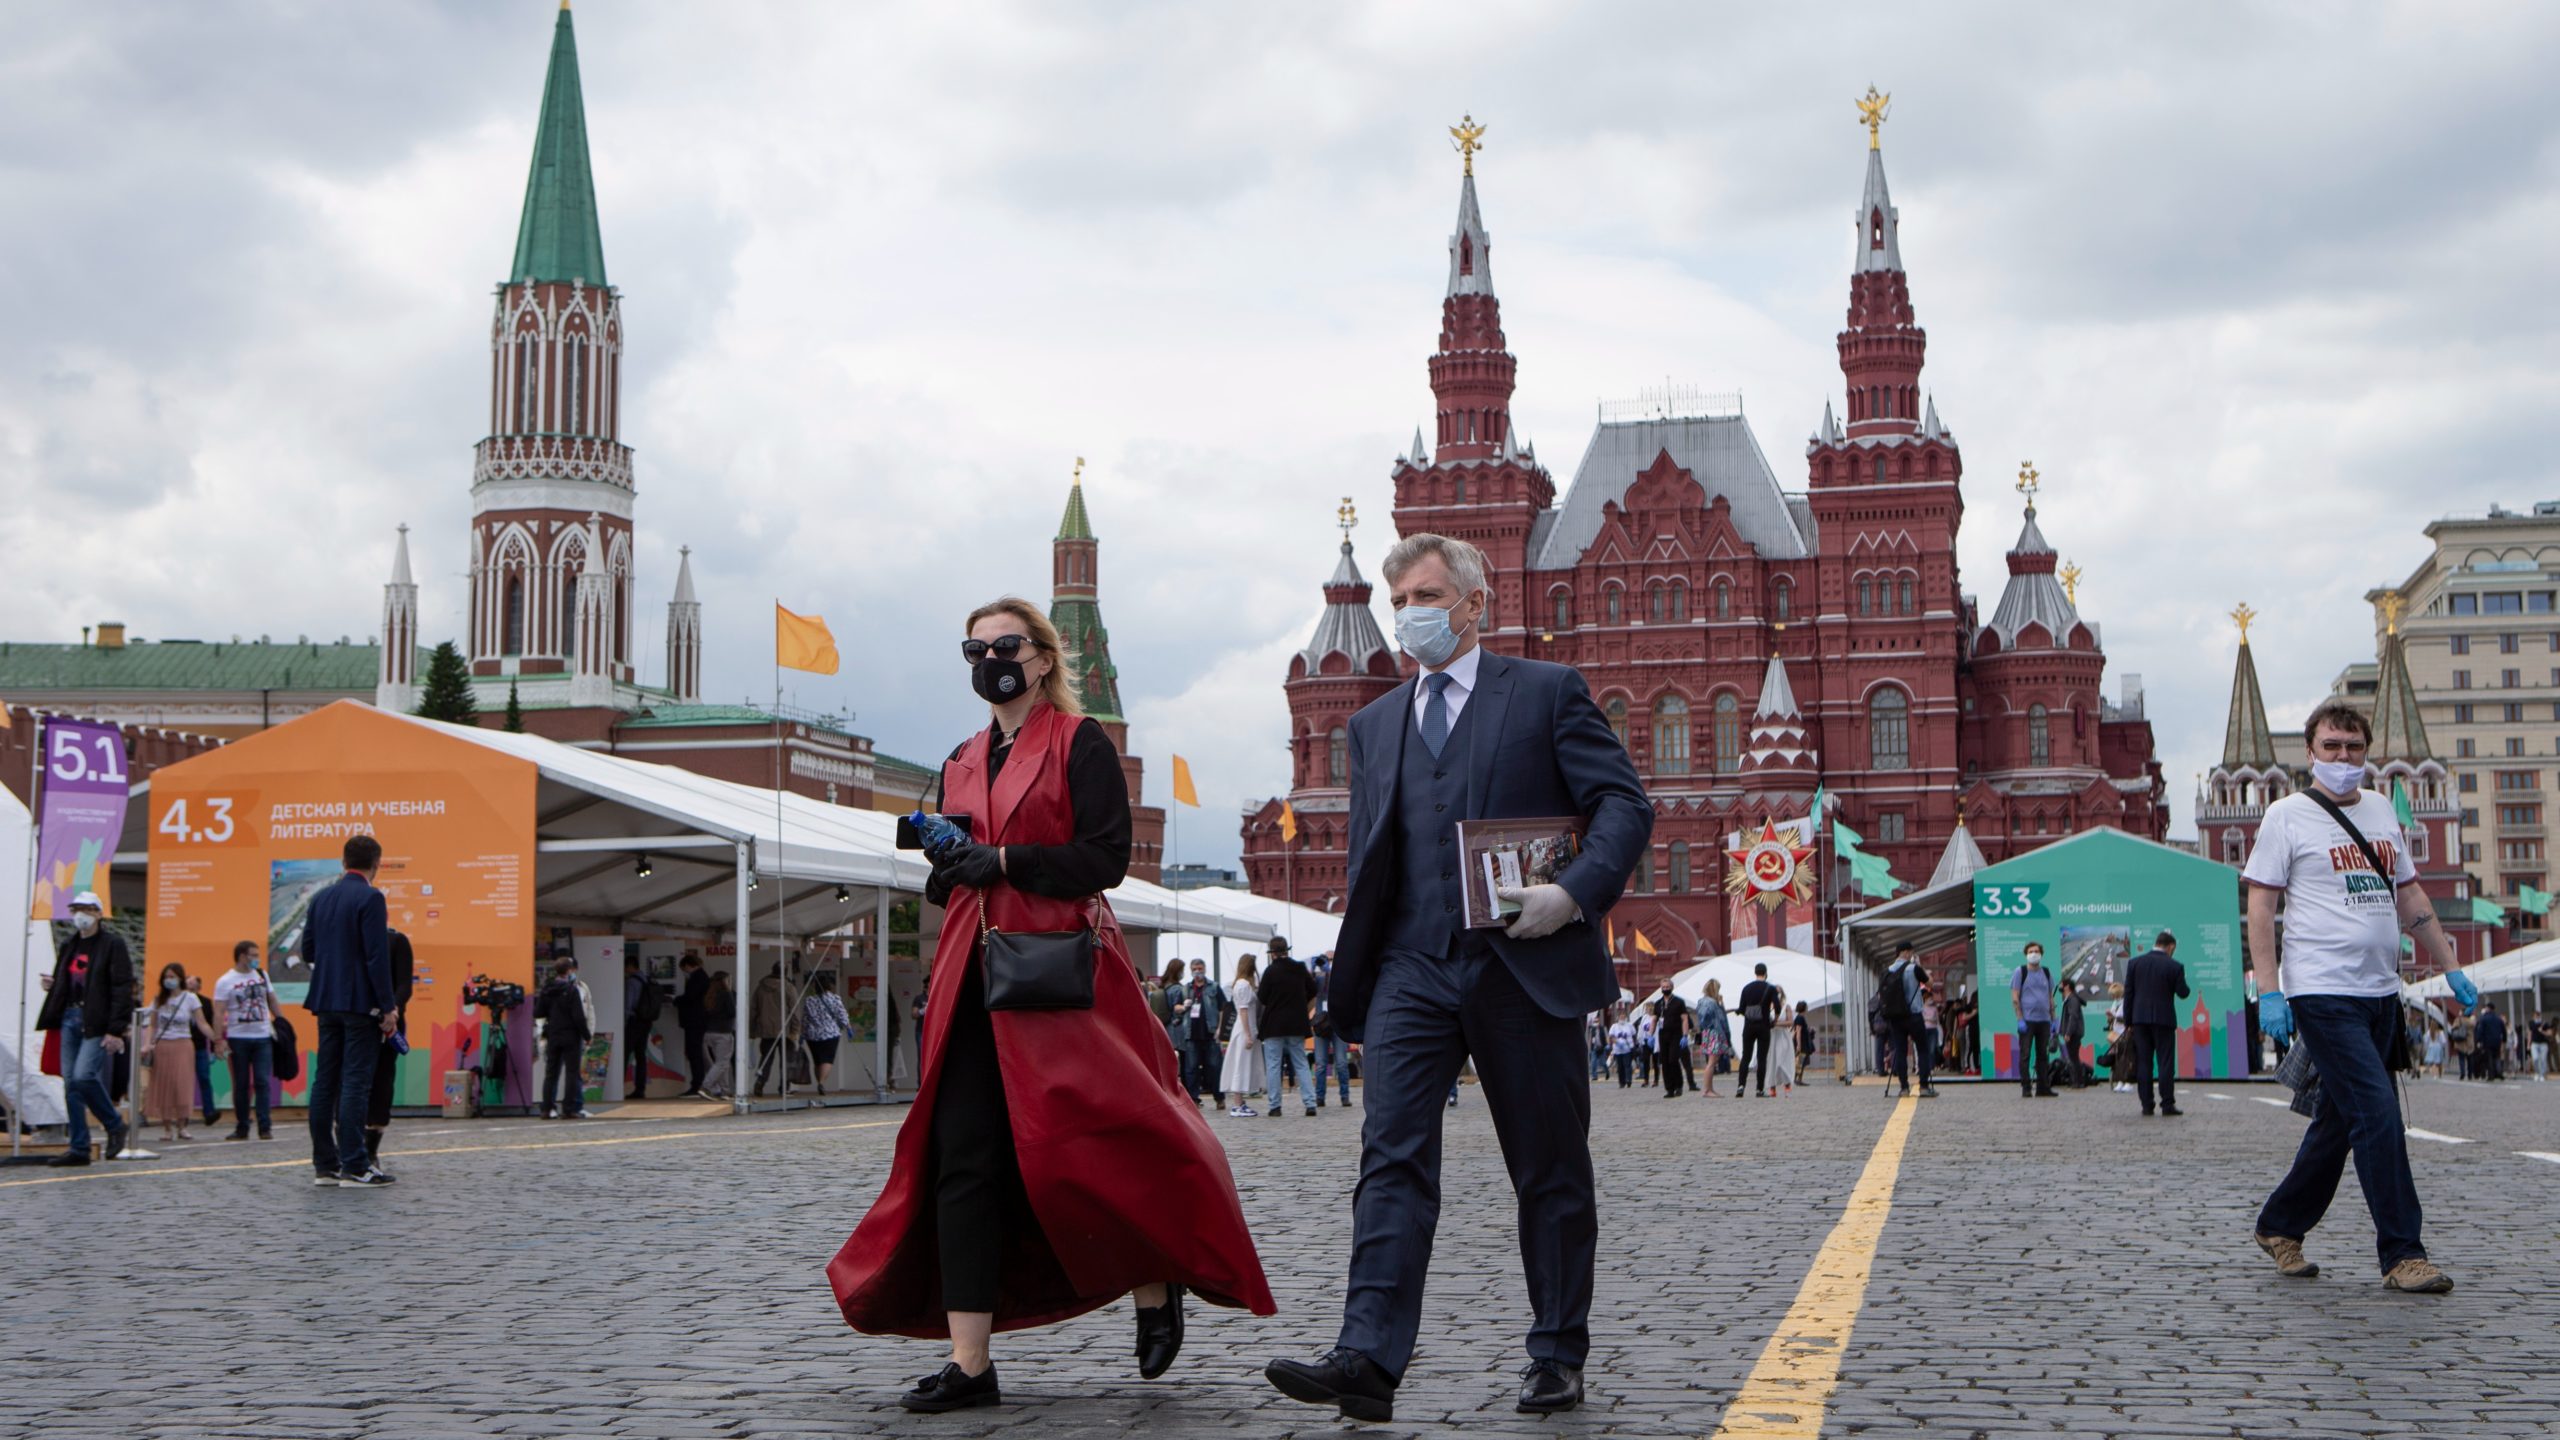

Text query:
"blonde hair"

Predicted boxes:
[[965, 596, 1083, 718], [1235, 955, 1259, 985]]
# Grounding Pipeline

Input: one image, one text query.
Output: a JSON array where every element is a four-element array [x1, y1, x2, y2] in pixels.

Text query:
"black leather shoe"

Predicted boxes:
[[2160, 1104, 2185, 1117], [44, 1150, 91, 1167], [1135, 1285, 1184, 1379], [1266, 1347, 1395, 1423], [900, 1361, 1000, 1412], [1517, 1359, 1584, 1413]]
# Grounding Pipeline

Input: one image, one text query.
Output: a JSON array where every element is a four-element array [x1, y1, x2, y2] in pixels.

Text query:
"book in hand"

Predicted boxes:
[[1457, 816, 1585, 930]]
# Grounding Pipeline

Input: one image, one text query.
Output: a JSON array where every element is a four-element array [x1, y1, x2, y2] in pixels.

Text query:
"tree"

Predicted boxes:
[[414, 641, 478, 724], [503, 680, 526, 733]]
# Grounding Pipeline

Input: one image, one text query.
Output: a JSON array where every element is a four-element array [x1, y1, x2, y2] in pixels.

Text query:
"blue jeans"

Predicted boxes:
[[59, 1009, 124, 1156], [192, 1036, 217, 1121], [227, 1036, 275, 1135], [1263, 1036, 1313, 1113], [307, 1012, 381, 1175], [2256, 993, 2426, 1272], [1310, 1033, 1354, 1102]]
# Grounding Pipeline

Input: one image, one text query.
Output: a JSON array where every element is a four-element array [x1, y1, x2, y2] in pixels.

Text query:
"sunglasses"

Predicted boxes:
[[961, 635, 1035, 665]]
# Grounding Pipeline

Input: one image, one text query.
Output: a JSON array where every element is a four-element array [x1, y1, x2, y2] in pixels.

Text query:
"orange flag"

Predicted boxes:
[[1633, 928, 1658, 957], [1279, 799, 1299, 842], [775, 604, 839, 675], [1171, 755, 1200, 807]]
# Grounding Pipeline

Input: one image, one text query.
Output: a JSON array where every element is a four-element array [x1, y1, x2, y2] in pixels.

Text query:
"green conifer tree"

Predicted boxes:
[[503, 680, 526, 733], [414, 641, 479, 724]]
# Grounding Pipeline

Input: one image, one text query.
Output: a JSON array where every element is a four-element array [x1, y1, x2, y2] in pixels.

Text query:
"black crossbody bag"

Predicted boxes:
[[978, 896, 1097, 1012], [2297, 788, 2414, 1073]]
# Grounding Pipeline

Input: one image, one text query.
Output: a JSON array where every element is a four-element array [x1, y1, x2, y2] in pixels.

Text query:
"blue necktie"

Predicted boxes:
[[1422, 672, 1453, 758]]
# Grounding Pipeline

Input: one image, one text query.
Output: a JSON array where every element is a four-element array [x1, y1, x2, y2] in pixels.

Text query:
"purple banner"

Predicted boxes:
[[33, 717, 130, 920]]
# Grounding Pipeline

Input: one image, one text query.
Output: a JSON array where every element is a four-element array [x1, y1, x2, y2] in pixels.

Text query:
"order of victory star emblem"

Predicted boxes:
[[1724, 820, 1815, 910]]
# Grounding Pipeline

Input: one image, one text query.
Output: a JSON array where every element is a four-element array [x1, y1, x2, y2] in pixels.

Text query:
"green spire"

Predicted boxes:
[[2221, 636, 2276, 769], [510, 4, 608, 287], [1056, 474, 1093, 540], [2370, 626, 2433, 763]]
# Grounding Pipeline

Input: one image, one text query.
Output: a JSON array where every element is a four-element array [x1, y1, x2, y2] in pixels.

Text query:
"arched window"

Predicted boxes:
[[1552, 590, 1571, 631], [1605, 585, 1622, 625], [1328, 727, 1348, 786], [1454, 478, 1468, 505], [1715, 580, 1730, 618], [517, 335, 541, 431], [1670, 580, 1687, 621], [1669, 840, 1691, 893], [2029, 704, 2051, 766], [1647, 582, 1664, 623], [1633, 848, 1653, 893], [562, 336, 585, 435], [1605, 698, 1628, 746], [1873, 455, 1886, 486], [1899, 576, 1916, 615], [560, 578, 578, 660], [503, 574, 525, 656], [1774, 579, 1793, 621], [1868, 687, 1910, 770], [1652, 694, 1691, 776], [1857, 576, 1873, 616], [1714, 693, 1741, 773]]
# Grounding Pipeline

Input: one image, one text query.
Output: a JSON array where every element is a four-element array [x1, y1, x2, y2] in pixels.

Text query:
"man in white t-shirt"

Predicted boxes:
[[2241, 701, 2453, 1294], [211, 941, 281, 1141]]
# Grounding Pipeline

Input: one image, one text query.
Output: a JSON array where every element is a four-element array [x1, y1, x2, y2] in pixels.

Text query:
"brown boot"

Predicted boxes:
[[2382, 1257, 2453, 1293], [2253, 1233, 2319, 1278]]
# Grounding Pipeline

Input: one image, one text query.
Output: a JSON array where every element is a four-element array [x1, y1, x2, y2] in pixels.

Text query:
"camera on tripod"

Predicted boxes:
[[462, 976, 525, 1013]]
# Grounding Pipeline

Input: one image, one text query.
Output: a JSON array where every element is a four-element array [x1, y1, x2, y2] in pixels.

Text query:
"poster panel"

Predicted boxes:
[[1726, 815, 1817, 954], [145, 703, 536, 1107], [32, 717, 131, 919], [1973, 830, 2246, 1081]]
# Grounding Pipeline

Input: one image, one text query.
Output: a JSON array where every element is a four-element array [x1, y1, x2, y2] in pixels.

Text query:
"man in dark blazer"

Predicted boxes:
[[304, 833, 397, 1186], [2123, 930, 2191, 1117], [1266, 535, 1650, 1421]]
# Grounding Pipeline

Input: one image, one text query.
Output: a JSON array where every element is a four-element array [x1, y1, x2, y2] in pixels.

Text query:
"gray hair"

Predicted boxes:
[[1380, 532, 1490, 599]]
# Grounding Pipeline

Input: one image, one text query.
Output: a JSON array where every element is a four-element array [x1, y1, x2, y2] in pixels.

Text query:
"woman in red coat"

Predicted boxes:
[[827, 597, 1273, 1412]]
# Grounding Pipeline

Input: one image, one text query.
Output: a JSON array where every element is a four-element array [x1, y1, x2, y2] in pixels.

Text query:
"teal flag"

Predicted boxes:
[[2390, 778, 2414, 829], [1833, 818, 1867, 853], [2470, 896, 2507, 924], [2521, 885, 2552, 916], [1849, 849, 1903, 899]]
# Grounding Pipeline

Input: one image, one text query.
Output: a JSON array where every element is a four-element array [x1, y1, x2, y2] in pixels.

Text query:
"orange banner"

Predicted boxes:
[[145, 701, 537, 1105]]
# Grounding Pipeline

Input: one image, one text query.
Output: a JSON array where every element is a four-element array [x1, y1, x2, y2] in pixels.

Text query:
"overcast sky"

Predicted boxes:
[[4, 2, 2553, 869]]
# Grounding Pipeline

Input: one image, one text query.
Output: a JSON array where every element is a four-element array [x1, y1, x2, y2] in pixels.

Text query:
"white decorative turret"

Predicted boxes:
[[376, 524, 420, 712], [568, 512, 615, 708], [666, 544, 702, 704]]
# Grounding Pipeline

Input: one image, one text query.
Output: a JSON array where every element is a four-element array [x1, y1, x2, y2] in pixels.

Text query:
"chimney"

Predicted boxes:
[[97, 622, 127, 649]]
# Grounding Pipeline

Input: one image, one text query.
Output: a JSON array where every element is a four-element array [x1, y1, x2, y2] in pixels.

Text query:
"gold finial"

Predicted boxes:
[[2015, 460, 2040, 512], [1449, 114, 1487, 178], [2060, 560, 2082, 607], [2378, 590, 2405, 637], [2231, 602, 2257, 643], [1071, 456, 1085, 487], [1857, 86, 1891, 150], [1338, 496, 1358, 538]]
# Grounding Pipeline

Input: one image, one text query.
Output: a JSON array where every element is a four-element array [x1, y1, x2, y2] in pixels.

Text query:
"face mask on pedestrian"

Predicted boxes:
[[1393, 591, 1480, 669], [2310, 760, 2364, 794], [72, 912, 98, 935], [163, 978, 180, 993]]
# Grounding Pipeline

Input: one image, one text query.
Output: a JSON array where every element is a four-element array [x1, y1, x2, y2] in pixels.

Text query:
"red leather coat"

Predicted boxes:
[[827, 704, 1274, 1336]]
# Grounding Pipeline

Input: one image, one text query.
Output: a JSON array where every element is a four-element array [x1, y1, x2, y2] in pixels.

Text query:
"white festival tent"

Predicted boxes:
[[4, 778, 69, 1131], [1156, 886, 1346, 984], [2405, 939, 2560, 1021], [110, 707, 1271, 1109], [1659, 945, 1845, 1047]]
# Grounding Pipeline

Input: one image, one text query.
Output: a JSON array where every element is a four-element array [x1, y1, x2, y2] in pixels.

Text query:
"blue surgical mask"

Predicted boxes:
[[1394, 597, 1476, 668], [2311, 760, 2365, 795]]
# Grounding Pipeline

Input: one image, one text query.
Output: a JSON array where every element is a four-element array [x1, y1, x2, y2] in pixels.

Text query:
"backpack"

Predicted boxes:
[[635, 976, 664, 1026], [271, 1012, 302, 1083], [1878, 963, 1915, 1021]]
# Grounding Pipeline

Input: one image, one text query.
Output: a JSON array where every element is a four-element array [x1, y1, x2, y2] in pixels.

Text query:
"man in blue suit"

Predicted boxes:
[[304, 833, 398, 1187], [2123, 930, 2191, 1117], [1267, 534, 1650, 1421]]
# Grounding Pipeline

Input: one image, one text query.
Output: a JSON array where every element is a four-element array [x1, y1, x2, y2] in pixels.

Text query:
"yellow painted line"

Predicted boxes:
[[1708, 1095, 1918, 1439], [0, 1118, 899, 1188]]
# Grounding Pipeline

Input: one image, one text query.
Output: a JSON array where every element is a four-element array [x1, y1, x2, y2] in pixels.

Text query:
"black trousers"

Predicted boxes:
[[681, 1022, 710, 1092], [1338, 943, 1594, 1381], [1739, 1022, 1773, 1093], [2129, 1022, 2177, 1111], [2019, 1019, 2052, 1094], [1889, 1016, 1933, 1090], [1614, 1053, 1632, 1087], [544, 1038, 588, 1114], [1659, 1043, 1684, 1096], [931, 966, 1027, 1314]]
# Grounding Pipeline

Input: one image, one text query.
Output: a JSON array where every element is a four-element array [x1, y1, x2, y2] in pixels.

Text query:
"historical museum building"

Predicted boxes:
[[1241, 102, 2167, 987]]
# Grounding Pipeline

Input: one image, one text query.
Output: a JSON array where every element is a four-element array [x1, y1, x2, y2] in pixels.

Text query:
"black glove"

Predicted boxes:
[[937, 843, 1006, 892]]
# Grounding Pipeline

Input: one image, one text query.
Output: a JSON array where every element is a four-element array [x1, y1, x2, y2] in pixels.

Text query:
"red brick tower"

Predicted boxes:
[[1240, 502, 1402, 910], [467, 3, 635, 691]]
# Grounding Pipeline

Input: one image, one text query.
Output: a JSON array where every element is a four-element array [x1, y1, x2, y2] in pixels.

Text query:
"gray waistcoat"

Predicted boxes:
[[1386, 692, 1480, 957]]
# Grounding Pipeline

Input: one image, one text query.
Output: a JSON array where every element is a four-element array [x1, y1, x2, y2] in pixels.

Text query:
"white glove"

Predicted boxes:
[[1497, 884, 1581, 940]]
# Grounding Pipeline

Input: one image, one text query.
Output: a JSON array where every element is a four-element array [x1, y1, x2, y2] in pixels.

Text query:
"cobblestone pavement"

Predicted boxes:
[[4, 1072, 2554, 1438]]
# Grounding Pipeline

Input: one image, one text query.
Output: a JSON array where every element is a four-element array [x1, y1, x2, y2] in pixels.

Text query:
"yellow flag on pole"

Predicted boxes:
[[1171, 755, 1199, 807], [775, 604, 839, 675], [1633, 927, 1658, 957], [1279, 799, 1298, 842]]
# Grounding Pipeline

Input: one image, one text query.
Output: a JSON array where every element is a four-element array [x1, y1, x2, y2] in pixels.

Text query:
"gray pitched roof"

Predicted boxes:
[[1982, 507, 2083, 647], [1856, 145, 1901, 273], [1927, 822, 1988, 889], [1529, 412, 1810, 570], [1302, 541, 1392, 672], [1447, 174, 1494, 298]]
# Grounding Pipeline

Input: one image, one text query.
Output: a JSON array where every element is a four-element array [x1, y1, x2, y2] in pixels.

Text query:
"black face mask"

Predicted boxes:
[[972, 656, 1030, 705]]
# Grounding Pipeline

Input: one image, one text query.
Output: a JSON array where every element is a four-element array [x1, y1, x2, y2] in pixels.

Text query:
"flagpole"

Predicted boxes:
[[772, 614, 788, 1113]]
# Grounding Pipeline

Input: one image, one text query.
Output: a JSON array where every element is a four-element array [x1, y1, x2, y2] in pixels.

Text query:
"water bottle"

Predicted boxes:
[[908, 810, 968, 855]]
